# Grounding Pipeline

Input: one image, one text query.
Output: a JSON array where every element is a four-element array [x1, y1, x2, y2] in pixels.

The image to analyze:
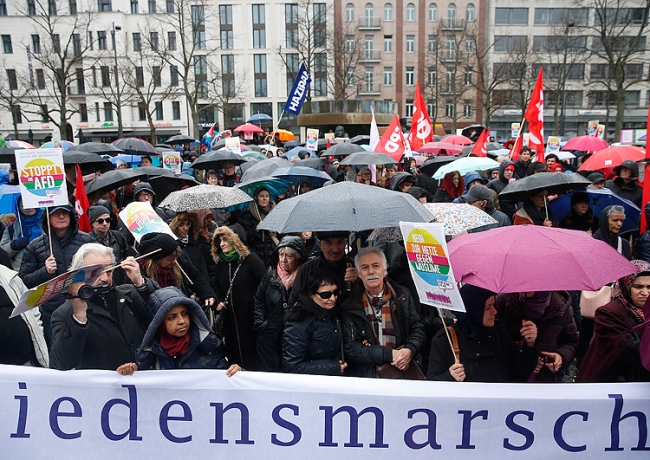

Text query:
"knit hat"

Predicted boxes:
[[462, 184, 492, 203], [88, 205, 110, 224], [138, 232, 179, 260], [115, 159, 128, 168]]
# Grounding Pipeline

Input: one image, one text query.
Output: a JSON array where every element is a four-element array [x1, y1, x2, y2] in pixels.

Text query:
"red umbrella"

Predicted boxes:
[[418, 142, 464, 155], [234, 123, 264, 134], [562, 135, 608, 152], [440, 134, 473, 145], [578, 145, 645, 171]]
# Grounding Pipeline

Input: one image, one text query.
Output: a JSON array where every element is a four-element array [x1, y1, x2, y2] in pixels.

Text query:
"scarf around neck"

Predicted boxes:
[[158, 325, 191, 358], [523, 198, 549, 226], [277, 262, 298, 290], [362, 284, 396, 348], [219, 247, 239, 263]]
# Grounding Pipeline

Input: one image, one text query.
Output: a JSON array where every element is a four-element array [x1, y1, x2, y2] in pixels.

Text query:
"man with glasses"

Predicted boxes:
[[88, 205, 136, 284]]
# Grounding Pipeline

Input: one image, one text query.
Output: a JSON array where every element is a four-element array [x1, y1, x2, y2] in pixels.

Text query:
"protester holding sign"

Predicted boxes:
[[0, 197, 43, 271]]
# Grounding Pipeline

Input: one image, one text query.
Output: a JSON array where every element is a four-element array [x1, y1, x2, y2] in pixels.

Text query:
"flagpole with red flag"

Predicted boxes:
[[641, 105, 650, 232], [408, 82, 433, 152], [75, 164, 91, 233], [509, 118, 527, 162], [470, 129, 489, 157], [523, 69, 545, 162]]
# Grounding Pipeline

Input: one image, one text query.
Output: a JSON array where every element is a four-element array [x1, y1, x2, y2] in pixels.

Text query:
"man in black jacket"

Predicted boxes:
[[88, 205, 136, 284]]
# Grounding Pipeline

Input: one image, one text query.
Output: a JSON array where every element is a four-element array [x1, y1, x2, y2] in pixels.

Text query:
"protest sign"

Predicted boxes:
[[511, 123, 520, 139], [306, 128, 319, 151], [226, 136, 242, 155], [119, 201, 177, 242], [635, 129, 647, 145], [597, 125, 605, 139], [522, 133, 530, 147], [546, 136, 561, 154], [587, 120, 599, 137], [399, 222, 464, 312], [162, 151, 182, 175], [620, 129, 635, 145], [324, 132, 335, 141], [15, 148, 68, 209]]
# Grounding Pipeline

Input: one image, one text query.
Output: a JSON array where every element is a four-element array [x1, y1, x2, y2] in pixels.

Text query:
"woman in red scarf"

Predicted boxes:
[[433, 171, 464, 203]]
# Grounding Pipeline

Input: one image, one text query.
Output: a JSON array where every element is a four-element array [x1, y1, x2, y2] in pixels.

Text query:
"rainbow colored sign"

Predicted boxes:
[[162, 151, 182, 175], [15, 149, 68, 209], [118, 201, 177, 242], [399, 222, 465, 312]]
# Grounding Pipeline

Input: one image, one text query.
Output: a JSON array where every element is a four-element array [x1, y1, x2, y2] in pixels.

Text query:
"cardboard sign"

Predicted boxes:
[[620, 129, 635, 145], [306, 128, 319, 151], [511, 123, 520, 139], [118, 201, 177, 242], [597, 124, 606, 139], [225, 136, 242, 155], [588, 120, 599, 137], [546, 136, 561, 154], [15, 148, 68, 209], [162, 151, 182, 175]]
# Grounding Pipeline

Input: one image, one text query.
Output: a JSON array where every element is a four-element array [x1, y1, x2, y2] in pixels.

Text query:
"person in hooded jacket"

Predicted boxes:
[[487, 160, 517, 218], [169, 212, 210, 280], [452, 171, 484, 203], [636, 203, 650, 264], [19, 204, 94, 345], [433, 171, 464, 203], [254, 236, 307, 372], [133, 181, 176, 223], [559, 191, 599, 234], [0, 197, 43, 271], [389, 172, 417, 193], [496, 290, 579, 382], [592, 205, 632, 260], [428, 284, 538, 382], [235, 186, 279, 267], [116, 286, 241, 375], [605, 160, 642, 208]]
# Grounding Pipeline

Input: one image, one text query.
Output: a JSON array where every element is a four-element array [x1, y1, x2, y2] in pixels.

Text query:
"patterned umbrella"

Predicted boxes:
[[270, 166, 333, 187], [40, 140, 76, 150], [240, 157, 292, 181], [7, 140, 36, 149], [112, 137, 160, 156], [236, 176, 292, 200], [159, 184, 253, 212], [424, 203, 498, 236], [433, 157, 500, 179]]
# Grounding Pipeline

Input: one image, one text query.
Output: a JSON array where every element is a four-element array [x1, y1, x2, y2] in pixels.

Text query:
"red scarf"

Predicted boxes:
[[138, 258, 177, 288], [158, 325, 191, 358]]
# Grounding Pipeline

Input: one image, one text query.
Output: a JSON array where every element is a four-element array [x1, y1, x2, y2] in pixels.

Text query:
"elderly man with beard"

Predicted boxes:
[[49, 243, 157, 371], [341, 247, 426, 378]]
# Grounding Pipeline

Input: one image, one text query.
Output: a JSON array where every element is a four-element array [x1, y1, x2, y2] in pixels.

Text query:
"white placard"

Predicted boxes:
[[15, 148, 68, 209]]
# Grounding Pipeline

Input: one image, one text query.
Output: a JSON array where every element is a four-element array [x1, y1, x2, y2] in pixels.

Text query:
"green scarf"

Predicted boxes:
[[219, 247, 239, 263]]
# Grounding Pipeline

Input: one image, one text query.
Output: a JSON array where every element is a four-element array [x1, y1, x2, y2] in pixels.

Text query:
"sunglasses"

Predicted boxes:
[[315, 290, 339, 299], [96, 218, 111, 224]]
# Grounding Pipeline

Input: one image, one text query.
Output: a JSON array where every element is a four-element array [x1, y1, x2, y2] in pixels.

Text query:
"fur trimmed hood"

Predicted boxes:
[[170, 212, 200, 241], [211, 225, 250, 263]]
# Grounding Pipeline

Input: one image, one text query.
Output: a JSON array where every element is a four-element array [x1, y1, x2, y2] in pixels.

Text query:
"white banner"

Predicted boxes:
[[15, 148, 68, 209], [0, 366, 648, 459]]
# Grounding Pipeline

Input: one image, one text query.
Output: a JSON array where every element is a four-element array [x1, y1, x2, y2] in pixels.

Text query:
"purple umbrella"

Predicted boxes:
[[448, 226, 637, 293]]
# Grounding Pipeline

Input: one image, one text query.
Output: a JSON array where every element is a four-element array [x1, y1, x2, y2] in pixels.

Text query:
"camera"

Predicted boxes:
[[541, 355, 555, 364], [75, 284, 111, 300]]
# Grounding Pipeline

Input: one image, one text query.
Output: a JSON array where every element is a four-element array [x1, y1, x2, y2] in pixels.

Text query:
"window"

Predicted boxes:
[[254, 54, 267, 97], [40, 104, 48, 122], [35, 69, 45, 89], [69, 0, 77, 14], [533, 35, 587, 53], [98, 0, 111, 12], [534, 8, 588, 26], [101, 66, 110, 87], [383, 66, 393, 86], [345, 67, 355, 86], [193, 56, 207, 96], [406, 3, 415, 21], [53, 34, 60, 53], [48, 0, 56, 15], [104, 102, 113, 121], [135, 66, 144, 86], [364, 67, 374, 92], [0, 0, 7, 15], [95, 102, 100, 121], [493, 63, 526, 80], [365, 3, 374, 24], [314, 52, 327, 96], [152, 66, 161, 87], [88, 31, 93, 50], [447, 3, 456, 26], [466, 3, 475, 21], [428, 3, 437, 21], [192, 5, 206, 50], [446, 35, 456, 60], [73, 34, 81, 56], [285, 53, 299, 95], [494, 35, 527, 53], [80, 104, 88, 122], [405, 66, 414, 86], [313, 3, 326, 47], [532, 63, 585, 80], [406, 35, 415, 53], [405, 99, 414, 117], [365, 35, 374, 59], [150, 32, 159, 51], [92, 66, 97, 87], [427, 67, 436, 86], [131, 0, 138, 14], [76, 68, 85, 94], [346, 3, 354, 21], [2, 35, 12, 54], [596, 8, 646, 26], [166, 0, 173, 13], [445, 100, 454, 117], [32, 35, 40, 54], [463, 101, 472, 117], [133, 33, 141, 51], [286, 4, 298, 48], [170, 65, 178, 86], [220, 5, 234, 50], [172, 101, 180, 120], [592, 35, 644, 53], [98, 31, 107, 50], [155, 101, 163, 120], [428, 35, 437, 53], [138, 103, 147, 121], [148, 0, 155, 13], [465, 67, 473, 85], [384, 3, 392, 21], [427, 100, 436, 118], [27, 0, 35, 15], [345, 35, 355, 53], [222, 55, 235, 97], [252, 4, 266, 49], [446, 66, 455, 92], [6, 69, 17, 90], [168, 31, 177, 50], [10, 105, 20, 124], [465, 37, 474, 54], [384, 35, 392, 53], [495, 8, 528, 25]]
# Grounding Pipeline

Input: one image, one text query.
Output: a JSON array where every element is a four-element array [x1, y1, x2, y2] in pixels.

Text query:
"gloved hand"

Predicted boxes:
[[10, 236, 30, 251]]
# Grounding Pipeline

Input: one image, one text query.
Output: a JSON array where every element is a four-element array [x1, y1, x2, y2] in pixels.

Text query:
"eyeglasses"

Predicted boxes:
[[138, 192, 153, 198], [96, 218, 111, 224], [315, 290, 339, 299]]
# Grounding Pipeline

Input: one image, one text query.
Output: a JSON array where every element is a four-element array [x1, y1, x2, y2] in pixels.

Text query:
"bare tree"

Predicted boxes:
[[330, 18, 367, 100], [0, 63, 31, 139]]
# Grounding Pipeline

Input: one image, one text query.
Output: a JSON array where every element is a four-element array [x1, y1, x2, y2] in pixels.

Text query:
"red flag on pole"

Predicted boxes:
[[408, 82, 433, 152], [510, 134, 523, 162], [641, 105, 650, 232], [75, 164, 91, 232], [470, 129, 489, 157], [375, 114, 406, 161], [524, 69, 545, 161]]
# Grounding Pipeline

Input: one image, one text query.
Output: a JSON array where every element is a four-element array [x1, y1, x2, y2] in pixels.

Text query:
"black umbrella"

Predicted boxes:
[[349, 135, 371, 145], [0, 147, 17, 164], [294, 158, 327, 169], [212, 138, 247, 150], [62, 150, 110, 165], [136, 166, 175, 179], [498, 172, 592, 202], [339, 151, 398, 166], [166, 134, 197, 145], [419, 156, 457, 176], [240, 157, 292, 181], [284, 140, 300, 149], [156, 143, 174, 150], [149, 175, 201, 202], [85, 169, 148, 195], [191, 149, 246, 170], [67, 142, 123, 156], [112, 138, 160, 156], [461, 125, 486, 143], [319, 142, 365, 157]]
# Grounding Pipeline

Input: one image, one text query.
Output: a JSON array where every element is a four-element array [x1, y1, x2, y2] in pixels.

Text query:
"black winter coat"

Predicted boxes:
[[179, 235, 210, 280], [605, 177, 643, 208], [282, 294, 345, 375], [254, 267, 291, 372], [235, 206, 278, 267]]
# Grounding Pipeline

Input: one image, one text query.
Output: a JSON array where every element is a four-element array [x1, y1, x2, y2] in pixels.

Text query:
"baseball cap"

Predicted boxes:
[[461, 184, 492, 203], [587, 172, 606, 184]]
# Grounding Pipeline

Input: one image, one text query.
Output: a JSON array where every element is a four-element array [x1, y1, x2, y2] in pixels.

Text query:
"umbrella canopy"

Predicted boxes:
[[159, 184, 253, 212], [85, 169, 148, 195], [149, 175, 201, 201], [339, 151, 399, 166], [549, 188, 641, 233], [234, 123, 264, 134], [68, 142, 123, 155], [242, 151, 268, 161], [113, 138, 160, 156], [270, 166, 333, 187], [191, 149, 246, 170], [349, 135, 371, 145], [247, 113, 273, 124], [498, 172, 591, 201], [448, 225, 638, 293], [41, 140, 76, 150], [460, 125, 486, 143], [236, 176, 292, 200], [563, 135, 608, 152], [165, 134, 197, 145], [284, 140, 300, 149], [578, 145, 645, 171], [258, 181, 435, 233], [0, 147, 17, 164], [433, 157, 500, 180], [294, 158, 327, 169], [273, 129, 296, 141], [136, 166, 175, 179], [110, 154, 142, 166], [8, 140, 36, 149], [283, 146, 318, 159], [441, 134, 473, 145], [320, 142, 365, 157], [156, 143, 174, 150], [418, 142, 464, 155], [419, 156, 457, 176], [0, 184, 20, 214], [238, 158, 262, 175], [62, 150, 110, 166], [240, 157, 292, 181], [424, 203, 498, 235], [547, 150, 576, 160]]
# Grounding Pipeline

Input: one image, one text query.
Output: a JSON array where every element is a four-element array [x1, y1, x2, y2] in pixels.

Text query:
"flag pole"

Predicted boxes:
[[437, 307, 459, 365], [46, 210, 53, 256], [509, 117, 527, 159]]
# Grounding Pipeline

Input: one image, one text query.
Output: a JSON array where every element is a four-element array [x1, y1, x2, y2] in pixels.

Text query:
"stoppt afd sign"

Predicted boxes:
[[15, 149, 68, 209], [162, 151, 182, 175]]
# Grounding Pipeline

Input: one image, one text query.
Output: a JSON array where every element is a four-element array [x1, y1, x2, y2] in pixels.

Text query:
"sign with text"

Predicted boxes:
[[306, 129, 319, 151], [511, 123, 520, 139], [119, 201, 176, 242], [225, 136, 242, 155], [162, 151, 182, 175], [15, 148, 68, 209], [588, 120, 599, 137], [546, 136, 561, 154]]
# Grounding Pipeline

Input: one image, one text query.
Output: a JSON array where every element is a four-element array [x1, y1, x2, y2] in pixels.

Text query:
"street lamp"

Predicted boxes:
[[111, 23, 123, 138], [559, 22, 575, 137]]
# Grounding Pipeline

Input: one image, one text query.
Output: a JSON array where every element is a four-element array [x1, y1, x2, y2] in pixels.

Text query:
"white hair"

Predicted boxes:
[[354, 246, 388, 271], [69, 243, 115, 271]]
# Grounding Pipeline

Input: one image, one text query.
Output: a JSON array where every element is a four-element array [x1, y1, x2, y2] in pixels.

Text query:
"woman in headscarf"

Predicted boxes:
[[559, 191, 599, 234], [577, 260, 650, 382], [592, 205, 631, 260], [211, 226, 266, 369], [427, 284, 539, 382], [254, 236, 307, 372], [0, 197, 43, 270], [513, 189, 554, 226], [235, 186, 279, 267], [432, 171, 464, 203], [169, 212, 209, 279]]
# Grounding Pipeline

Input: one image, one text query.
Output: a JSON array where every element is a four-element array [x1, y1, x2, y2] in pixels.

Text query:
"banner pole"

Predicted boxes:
[[46, 210, 53, 256], [509, 117, 527, 159], [99, 249, 162, 274], [437, 307, 459, 365]]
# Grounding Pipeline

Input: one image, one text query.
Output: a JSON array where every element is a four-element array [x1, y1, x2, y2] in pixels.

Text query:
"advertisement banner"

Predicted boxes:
[[226, 136, 242, 155], [587, 120, 599, 137], [306, 129, 319, 151], [511, 123, 520, 139], [1, 366, 648, 459], [162, 151, 182, 175], [15, 148, 68, 209], [118, 201, 177, 242], [399, 222, 464, 312]]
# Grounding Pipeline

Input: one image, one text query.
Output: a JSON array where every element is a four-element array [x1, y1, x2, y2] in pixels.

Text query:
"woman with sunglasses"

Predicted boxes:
[[282, 270, 348, 375], [88, 205, 136, 284]]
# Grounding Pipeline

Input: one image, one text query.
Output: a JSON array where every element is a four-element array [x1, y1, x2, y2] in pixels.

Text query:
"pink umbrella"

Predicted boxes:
[[8, 140, 36, 149], [234, 123, 264, 134], [448, 226, 637, 293], [441, 134, 473, 145], [418, 142, 464, 155], [562, 135, 608, 152]]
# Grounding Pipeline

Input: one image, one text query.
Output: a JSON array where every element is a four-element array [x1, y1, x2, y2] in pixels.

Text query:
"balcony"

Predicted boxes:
[[359, 82, 381, 96], [359, 16, 381, 30], [441, 17, 465, 30], [440, 51, 458, 62], [360, 49, 381, 63]]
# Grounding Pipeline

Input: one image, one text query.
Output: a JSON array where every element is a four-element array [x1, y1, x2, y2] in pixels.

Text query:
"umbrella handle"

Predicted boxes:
[[544, 196, 549, 222]]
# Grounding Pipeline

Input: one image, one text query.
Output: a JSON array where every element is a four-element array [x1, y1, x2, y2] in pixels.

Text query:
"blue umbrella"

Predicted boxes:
[[236, 176, 292, 200], [282, 146, 318, 160], [247, 113, 273, 124], [270, 166, 333, 187], [549, 188, 641, 233], [110, 154, 142, 166], [0, 184, 20, 214]]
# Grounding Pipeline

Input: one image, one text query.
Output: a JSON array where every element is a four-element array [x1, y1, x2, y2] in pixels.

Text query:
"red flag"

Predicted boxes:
[[326, 137, 331, 149], [206, 123, 216, 138], [375, 115, 406, 161], [509, 134, 523, 162], [641, 105, 650, 232], [470, 129, 489, 157], [524, 69, 545, 160], [75, 164, 91, 232], [408, 82, 433, 152]]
